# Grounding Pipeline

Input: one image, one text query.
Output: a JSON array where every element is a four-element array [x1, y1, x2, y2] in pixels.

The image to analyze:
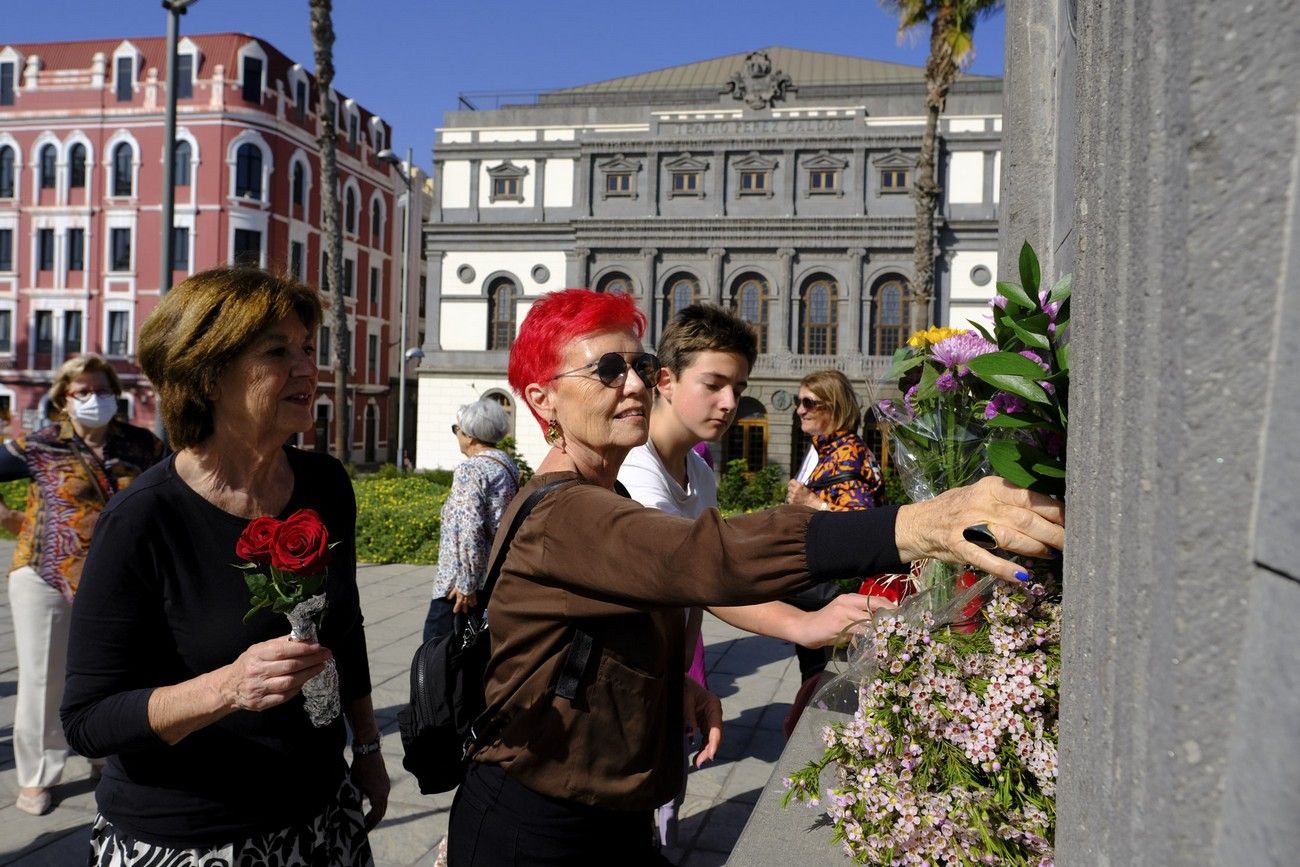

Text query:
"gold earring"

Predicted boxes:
[[545, 419, 562, 444]]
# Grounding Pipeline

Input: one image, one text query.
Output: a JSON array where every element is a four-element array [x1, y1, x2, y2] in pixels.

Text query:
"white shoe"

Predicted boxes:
[[16, 788, 52, 816]]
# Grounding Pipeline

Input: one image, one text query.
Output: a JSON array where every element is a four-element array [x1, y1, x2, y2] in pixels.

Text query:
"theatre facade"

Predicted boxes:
[[415, 47, 1003, 473]]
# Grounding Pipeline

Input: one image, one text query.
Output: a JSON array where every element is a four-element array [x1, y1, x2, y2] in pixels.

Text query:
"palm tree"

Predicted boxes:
[[880, 0, 1003, 333], [309, 0, 348, 459]]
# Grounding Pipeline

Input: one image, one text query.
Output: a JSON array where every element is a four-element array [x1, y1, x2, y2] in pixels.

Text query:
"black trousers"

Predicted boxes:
[[449, 762, 673, 866]]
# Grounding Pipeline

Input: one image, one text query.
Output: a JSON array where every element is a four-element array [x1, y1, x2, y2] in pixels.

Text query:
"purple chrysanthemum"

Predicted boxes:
[[936, 371, 959, 392], [932, 332, 997, 374], [904, 385, 919, 416], [984, 392, 1027, 419]]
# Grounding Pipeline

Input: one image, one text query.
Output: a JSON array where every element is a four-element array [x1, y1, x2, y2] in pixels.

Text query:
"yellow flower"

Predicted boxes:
[[906, 326, 967, 349]]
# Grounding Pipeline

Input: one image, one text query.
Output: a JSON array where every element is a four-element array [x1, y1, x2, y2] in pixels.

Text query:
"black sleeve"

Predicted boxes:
[[60, 501, 166, 758], [0, 440, 31, 482], [805, 505, 908, 580], [321, 461, 371, 704]]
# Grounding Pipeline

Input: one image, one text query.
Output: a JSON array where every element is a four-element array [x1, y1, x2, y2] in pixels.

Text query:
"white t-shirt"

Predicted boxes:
[[618, 440, 717, 519], [795, 445, 818, 484]]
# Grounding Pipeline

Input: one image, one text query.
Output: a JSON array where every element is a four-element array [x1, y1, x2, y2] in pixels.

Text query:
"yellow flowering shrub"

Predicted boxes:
[[353, 474, 450, 564]]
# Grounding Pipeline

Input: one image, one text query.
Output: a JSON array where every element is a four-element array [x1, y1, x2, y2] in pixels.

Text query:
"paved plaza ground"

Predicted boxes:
[[0, 540, 806, 866]]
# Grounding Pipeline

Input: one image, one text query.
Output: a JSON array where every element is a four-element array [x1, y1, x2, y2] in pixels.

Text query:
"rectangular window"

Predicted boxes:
[[35, 310, 53, 353], [108, 310, 130, 356], [67, 228, 84, 271], [64, 310, 82, 355], [110, 228, 131, 271], [318, 325, 331, 366], [115, 56, 133, 102], [605, 173, 632, 196], [0, 310, 11, 353], [881, 168, 909, 192], [171, 227, 189, 271], [348, 114, 359, 150], [37, 228, 54, 271], [295, 80, 307, 123], [369, 266, 380, 306], [809, 169, 839, 193], [739, 170, 770, 194], [491, 177, 518, 199], [232, 229, 261, 267], [290, 240, 304, 281], [175, 53, 193, 99], [241, 57, 262, 104], [0, 229, 12, 271], [343, 258, 354, 297], [367, 334, 378, 381], [0, 63, 14, 106], [671, 172, 700, 194]]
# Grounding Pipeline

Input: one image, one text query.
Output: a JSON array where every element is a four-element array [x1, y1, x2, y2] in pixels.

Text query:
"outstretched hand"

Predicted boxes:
[[683, 677, 723, 768], [894, 476, 1065, 583], [796, 593, 897, 649]]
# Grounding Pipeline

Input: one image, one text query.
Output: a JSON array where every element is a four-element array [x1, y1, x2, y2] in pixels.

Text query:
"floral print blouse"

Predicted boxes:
[[808, 429, 884, 511], [433, 448, 520, 597], [1, 420, 162, 600]]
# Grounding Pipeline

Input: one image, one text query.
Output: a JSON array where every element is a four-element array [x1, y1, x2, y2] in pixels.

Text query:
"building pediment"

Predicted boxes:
[[801, 149, 848, 170], [872, 148, 917, 168], [486, 160, 529, 179], [597, 153, 643, 173], [664, 152, 710, 172], [733, 151, 778, 170]]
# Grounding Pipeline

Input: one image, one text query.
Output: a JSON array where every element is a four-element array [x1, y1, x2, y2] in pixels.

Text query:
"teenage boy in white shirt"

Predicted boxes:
[[618, 303, 895, 849]]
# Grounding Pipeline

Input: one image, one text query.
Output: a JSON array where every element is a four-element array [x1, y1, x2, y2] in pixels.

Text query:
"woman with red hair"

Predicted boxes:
[[449, 288, 1064, 866]]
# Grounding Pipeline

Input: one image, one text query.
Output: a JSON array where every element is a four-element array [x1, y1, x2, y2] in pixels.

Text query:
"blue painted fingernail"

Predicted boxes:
[[1014, 571, 1031, 582]]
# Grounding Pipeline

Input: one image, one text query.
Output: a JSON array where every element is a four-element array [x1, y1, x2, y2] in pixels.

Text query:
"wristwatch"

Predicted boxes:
[[351, 737, 382, 757]]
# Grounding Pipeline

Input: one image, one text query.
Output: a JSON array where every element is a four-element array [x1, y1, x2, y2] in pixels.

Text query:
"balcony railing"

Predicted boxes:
[[752, 353, 894, 382]]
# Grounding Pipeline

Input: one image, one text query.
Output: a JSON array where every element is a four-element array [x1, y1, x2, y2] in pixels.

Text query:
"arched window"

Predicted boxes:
[[69, 144, 87, 188], [486, 277, 516, 350], [292, 161, 306, 207], [596, 272, 631, 295], [345, 186, 357, 234], [112, 142, 133, 196], [235, 143, 261, 198], [172, 140, 191, 187], [39, 144, 57, 189], [482, 390, 515, 438], [730, 273, 770, 353], [722, 396, 768, 472], [799, 276, 839, 355], [371, 199, 382, 240], [0, 146, 14, 197], [662, 274, 699, 327], [871, 277, 910, 356]]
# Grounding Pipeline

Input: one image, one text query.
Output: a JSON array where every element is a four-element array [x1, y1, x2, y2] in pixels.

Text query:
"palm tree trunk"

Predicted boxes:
[[909, 3, 960, 335], [309, 0, 348, 461]]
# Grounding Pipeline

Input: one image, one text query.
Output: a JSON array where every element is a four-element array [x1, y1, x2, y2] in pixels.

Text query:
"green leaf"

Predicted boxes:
[[968, 319, 996, 344], [996, 280, 1033, 310], [967, 351, 1052, 380], [1018, 241, 1041, 295], [915, 361, 940, 401], [1010, 319, 1050, 350], [986, 440, 1066, 495], [1048, 272, 1072, 304], [984, 412, 1043, 429], [983, 374, 1050, 405], [886, 352, 926, 381]]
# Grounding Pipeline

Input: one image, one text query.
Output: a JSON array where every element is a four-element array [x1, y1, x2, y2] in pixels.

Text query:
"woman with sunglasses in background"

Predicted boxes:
[[424, 399, 519, 644], [0, 355, 161, 816], [447, 289, 1065, 866]]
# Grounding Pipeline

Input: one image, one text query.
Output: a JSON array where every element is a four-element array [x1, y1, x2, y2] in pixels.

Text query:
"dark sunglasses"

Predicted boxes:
[[552, 352, 659, 389], [451, 424, 461, 435], [797, 396, 824, 412]]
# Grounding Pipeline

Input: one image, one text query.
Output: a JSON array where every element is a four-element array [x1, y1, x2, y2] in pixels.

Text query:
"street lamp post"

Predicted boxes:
[[377, 147, 415, 469]]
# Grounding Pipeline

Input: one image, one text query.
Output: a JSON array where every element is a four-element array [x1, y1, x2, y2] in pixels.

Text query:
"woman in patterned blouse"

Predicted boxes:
[[423, 399, 520, 644], [787, 369, 884, 511], [0, 355, 161, 815]]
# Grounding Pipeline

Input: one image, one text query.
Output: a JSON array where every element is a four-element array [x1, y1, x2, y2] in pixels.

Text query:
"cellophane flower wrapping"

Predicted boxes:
[[784, 243, 1071, 866], [286, 594, 341, 728]]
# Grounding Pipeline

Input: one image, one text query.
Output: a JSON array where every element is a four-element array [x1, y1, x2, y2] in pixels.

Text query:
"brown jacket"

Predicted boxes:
[[473, 471, 905, 810]]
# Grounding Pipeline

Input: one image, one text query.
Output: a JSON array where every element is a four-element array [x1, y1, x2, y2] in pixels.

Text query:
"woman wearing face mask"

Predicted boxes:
[[0, 355, 161, 816]]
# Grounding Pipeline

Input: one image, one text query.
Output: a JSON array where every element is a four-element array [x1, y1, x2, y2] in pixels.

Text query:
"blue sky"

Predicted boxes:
[[9, 1, 1004, 171]]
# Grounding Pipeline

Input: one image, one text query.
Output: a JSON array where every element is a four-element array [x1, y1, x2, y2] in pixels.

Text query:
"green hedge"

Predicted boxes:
[[717, 459, 787, 515], [352, 474, 449, 565], [0, 479, 29, 540]]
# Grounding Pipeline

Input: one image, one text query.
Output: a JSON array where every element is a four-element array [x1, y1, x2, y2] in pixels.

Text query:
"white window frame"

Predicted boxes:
[[368, 190, 386, 246], [341, 176, 362, 237], [103, 302, 134, 359], [0, 133, 22, 200], [111, 41, 141, 102], [30, 132, 61, 202], [236, 40, 268, 104], [227, 129, 273, 208], [103, 129, 140, 200]]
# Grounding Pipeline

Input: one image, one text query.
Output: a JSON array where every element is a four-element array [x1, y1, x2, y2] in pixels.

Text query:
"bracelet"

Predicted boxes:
[[351, 737, 381, 757]]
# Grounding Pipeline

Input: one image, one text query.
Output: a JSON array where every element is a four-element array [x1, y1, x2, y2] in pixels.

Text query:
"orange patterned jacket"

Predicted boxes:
[[806, 429, 884, 511]]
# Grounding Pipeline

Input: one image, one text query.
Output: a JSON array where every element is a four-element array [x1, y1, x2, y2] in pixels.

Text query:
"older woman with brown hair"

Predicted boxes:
[[60, 268, 387, 865], [447, 289, 1064, 866], [0, 355, 161, 816], [788, 368, 884, 511]]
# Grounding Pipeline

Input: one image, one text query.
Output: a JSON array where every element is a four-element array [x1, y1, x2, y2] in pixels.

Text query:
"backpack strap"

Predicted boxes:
[[805, 469, 867, 491]]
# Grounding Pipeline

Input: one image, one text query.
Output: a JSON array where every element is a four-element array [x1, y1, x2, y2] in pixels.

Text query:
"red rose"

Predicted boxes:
[[271, 509, 332, 575], [954, 569, 982, 634], [236, 516, 281, 565]]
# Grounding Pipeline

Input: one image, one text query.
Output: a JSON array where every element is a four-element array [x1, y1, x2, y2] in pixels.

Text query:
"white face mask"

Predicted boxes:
[[69, 394, 118, 429]]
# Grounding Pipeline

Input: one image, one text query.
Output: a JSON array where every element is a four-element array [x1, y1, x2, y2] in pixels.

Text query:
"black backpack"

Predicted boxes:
[[397, 478, 575, 795]]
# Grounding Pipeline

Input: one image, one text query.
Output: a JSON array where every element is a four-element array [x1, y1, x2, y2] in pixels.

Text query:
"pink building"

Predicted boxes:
[[0, 33, 412, 462]]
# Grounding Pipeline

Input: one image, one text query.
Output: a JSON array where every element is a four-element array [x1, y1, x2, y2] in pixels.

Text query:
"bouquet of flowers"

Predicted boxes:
[[236, 508, 341, 727], [786, 243, 1069, 865]]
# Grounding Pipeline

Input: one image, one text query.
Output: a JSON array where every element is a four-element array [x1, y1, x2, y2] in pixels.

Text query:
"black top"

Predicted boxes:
[[61, 447, 372, 847]]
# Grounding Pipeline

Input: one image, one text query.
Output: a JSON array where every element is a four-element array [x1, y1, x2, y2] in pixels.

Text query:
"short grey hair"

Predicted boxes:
[[457, 399, 510, 445]]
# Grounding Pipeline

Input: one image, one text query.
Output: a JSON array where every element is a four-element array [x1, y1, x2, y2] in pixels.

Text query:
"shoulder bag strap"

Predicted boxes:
[[805, 469, 867, 491], [476, 477, 577, 608], [474, 452, 521, 494]]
